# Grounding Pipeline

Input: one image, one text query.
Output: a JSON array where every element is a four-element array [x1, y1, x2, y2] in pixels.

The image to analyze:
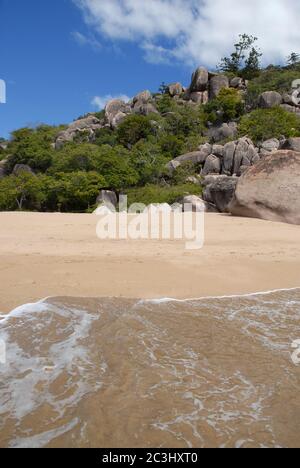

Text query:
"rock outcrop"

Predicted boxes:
[[202, 154, 221, 175], [182, 195, 217, 213], [259, 91, 283, 108], [208, 122, 238, 143], [96, 190, 118, 210], [167, 83, 183, 97], [166, 145, 212, 173], [167, 137, 260, 178], [260, 138, 280, 153], [283, 137, 300, 152], [190, 67, 209, 92], [105, 99, 132, 128], [203, 175, 238, 212], [13, 164, 35, 176], [229, 150, 300, 224], [55, 115, 104, 149], [209, 75, 229, 100], [181, 67, 243, 105]]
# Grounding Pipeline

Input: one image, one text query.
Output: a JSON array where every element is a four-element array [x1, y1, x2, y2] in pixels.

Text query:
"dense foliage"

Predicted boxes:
[[238, 107, 300, 143], [203, 88, 245, 124]]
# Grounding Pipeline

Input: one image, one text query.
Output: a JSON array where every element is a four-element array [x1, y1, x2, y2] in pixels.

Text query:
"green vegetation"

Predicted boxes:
[[0, 171, 106, 212], [287, 53, 300, 67], [247, 64, 300, 106], [117, 114, 157, 147], [1, 38, 300, 213], [218, 34, 262, 79], [238, 107, 300, 143], [203, 88, 245, 123], [5, 125, 64, 173], [126, 183, 202, 207]]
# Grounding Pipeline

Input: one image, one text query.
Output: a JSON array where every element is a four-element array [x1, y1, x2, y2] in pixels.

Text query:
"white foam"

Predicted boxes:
[[137, 287, 300, 305], [0, 297, 51, 322]]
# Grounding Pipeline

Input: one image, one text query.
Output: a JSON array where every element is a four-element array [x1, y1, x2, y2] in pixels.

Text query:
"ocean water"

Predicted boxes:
[[0, 289, 299, 448]]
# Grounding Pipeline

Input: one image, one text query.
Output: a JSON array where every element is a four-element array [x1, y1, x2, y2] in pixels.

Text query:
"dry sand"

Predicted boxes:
[[0, 211, 299, 313]]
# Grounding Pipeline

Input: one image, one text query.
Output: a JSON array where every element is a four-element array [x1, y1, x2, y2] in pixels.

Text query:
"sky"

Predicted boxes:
[[1, 0, 300, 139]]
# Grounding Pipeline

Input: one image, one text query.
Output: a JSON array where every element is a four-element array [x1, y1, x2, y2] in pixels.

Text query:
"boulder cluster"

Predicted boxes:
[[54, 66, 248, 149], [167, 136, 300, 215], [168, 137, 261, 178], [105, 90, 159, 129], [55, 115, 104, 150], [167, 67, 247, 105], [55, 91, 160, 149], [258, 90, 300, 114]]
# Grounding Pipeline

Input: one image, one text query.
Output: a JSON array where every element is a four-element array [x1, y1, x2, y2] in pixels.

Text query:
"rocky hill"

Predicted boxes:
[[1, 63, 300, 223]]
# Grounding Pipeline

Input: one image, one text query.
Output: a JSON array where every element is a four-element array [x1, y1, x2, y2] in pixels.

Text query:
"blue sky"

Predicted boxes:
[[1, 0, 299, 139], [0, 0, 189, 139]]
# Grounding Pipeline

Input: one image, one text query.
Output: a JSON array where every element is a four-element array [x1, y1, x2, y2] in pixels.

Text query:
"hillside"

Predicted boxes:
[[1, 63, 300, 214]]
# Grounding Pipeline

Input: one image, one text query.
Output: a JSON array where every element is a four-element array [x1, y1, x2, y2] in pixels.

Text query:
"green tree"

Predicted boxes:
[[5, 125, 62, 173], [287, 52, 300, 66], [242, 47, 263, 79], [159, 82, 168, 94], [130, 141, 169, 185], [0, 172, 45, 211], [204, 88, 245, 123], [117, 114, 155, 147], [93, 145, 139, 189], [218, 34, 261, 76], [50, 143, 101, 173], [42, 172, 106, 212], [164, 105, 206, 138], [158, 134, 184, 159]]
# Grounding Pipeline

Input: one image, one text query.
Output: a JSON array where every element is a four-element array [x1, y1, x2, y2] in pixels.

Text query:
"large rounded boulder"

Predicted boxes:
[[190, 67, 209, 92], [229, 150, 300, 224], [209, 75, 229, 99], [259, 91, 282, 108]]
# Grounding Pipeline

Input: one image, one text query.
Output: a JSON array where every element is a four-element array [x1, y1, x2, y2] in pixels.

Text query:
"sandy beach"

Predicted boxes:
[[0, 211, 299, 313]]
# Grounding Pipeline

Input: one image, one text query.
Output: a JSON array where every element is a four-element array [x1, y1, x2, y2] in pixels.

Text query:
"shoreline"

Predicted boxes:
[[1, 211, 300, 313], [2, 286, 300, 318]]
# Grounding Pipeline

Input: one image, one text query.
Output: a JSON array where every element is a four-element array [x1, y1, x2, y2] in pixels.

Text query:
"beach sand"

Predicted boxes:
[[0, 211, 299, 313]]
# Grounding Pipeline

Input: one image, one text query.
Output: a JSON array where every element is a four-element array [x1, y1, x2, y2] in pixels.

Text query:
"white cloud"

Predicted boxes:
[[71, 31, 102, 50], [91, 94, 130, 110], [74, 0, 300, 68]]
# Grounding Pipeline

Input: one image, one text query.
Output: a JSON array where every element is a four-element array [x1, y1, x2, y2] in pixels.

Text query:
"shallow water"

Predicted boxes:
[[0, 289, 300, 448]]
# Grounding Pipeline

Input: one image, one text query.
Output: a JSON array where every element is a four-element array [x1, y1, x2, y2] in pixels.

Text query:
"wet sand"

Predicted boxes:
[[0, 212, 300, 313], [1, 291, 299, 448]]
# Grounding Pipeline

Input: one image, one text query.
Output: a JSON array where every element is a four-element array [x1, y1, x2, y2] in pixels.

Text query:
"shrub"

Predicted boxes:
[[156, 94, 178, 114], [171, 162, 199, 185], [94, 127, 118, 147], [181, 135, 209, 154], [204, 88, 245, 123], [158, 134, 184, 159], [130, 141, 169, 185], [238, 107, 300, 143], [164, 105, 206, 138], [246, 65, 300, 107], [117, 114, 154, 147], [125, 183, 202, 207]]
